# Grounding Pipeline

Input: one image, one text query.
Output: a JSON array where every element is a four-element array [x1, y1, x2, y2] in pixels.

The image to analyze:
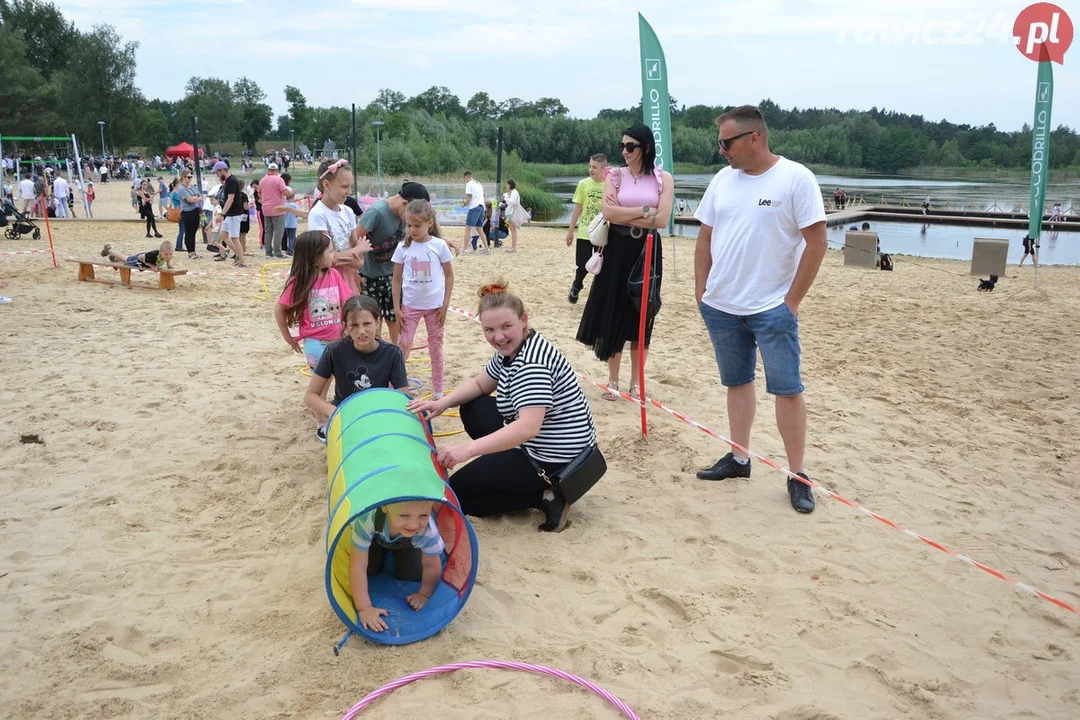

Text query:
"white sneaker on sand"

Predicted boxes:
[[0, 296, 11, 304]]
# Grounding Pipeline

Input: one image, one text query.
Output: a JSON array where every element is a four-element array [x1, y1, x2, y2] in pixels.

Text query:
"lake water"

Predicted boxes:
[[544, 173, 1080, 218], [542, 172, 1080, 266], [822, 221, 1079, 266], [309, 173, 1080, 265]]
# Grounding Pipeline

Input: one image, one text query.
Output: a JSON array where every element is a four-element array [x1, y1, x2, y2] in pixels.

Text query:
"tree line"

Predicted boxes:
[[3, 0, 1079, 177]]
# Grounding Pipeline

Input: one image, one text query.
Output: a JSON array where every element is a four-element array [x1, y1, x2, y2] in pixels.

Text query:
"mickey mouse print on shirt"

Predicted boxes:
[[347, 366, 373, 391]]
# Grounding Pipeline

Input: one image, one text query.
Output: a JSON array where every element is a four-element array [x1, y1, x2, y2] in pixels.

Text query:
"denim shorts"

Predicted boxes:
[[700, 301, 804, 396], [465, 205, 484, 227]]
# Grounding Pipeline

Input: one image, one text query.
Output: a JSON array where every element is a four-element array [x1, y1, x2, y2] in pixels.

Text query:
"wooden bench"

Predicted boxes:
[[66, 258, 188, 290]]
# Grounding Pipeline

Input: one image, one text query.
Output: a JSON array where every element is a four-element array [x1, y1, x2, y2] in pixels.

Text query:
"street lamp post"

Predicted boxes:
[[97, 121, 106, 157], [371, 120, 385, 197]]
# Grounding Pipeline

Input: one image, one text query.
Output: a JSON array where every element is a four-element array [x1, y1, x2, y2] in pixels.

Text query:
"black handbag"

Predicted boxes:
[[526, 444, 607, 505], [627, 227, 662, 318]]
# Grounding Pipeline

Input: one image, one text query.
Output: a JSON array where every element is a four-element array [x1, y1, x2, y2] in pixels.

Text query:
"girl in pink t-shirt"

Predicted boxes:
[[275, 230, 355, 368]]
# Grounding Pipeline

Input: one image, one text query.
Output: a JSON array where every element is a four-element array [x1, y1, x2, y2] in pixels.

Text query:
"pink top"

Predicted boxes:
[[608, 166, 662, 208], [259, 174, 288, 217], [278, 268, 354, 341]]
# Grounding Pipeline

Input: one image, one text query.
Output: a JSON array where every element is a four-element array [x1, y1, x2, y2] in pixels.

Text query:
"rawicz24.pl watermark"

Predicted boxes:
[[838, 13, 1019, 45]]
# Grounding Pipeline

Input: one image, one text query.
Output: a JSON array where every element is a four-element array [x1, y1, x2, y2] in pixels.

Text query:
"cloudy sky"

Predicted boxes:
[[54, 0, 1075, 132]]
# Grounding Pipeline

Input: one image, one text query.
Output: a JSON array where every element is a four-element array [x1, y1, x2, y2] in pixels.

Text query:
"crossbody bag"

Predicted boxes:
[[524, 443, 607, 505]]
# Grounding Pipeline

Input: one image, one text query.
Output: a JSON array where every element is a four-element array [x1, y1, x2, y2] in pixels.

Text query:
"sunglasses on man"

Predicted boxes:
[[717, 131, 755, 152]]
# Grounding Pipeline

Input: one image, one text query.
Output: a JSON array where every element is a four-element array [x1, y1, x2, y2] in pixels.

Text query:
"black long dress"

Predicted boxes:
[[575, 169, 664, 360]]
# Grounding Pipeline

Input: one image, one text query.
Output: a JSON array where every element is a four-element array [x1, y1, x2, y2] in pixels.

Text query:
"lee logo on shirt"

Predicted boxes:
[[758, 198, 784, 208]]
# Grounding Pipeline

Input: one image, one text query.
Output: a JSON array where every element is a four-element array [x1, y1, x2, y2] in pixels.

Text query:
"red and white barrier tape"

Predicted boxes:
[[2, 250, 1073, 614], [0, 249, 52, 257], [2, 249, 293, 281], [446, 304, 1077, 616]]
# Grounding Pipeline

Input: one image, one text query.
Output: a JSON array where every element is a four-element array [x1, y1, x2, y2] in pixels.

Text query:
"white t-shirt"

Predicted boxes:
[[465, 179, 484, 208], [18, 179, 35, 200], [307, 200, 357, 252], [391, 237, 454, 310], [695, 157, 826, 316], [52, 177, 68, 200]]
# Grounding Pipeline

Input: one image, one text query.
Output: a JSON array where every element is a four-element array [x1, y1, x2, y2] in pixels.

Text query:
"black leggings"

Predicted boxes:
[[449, 395, 562, 517], [573, 238, 592, 291], [181, 209, 200, 253], [142, 205, 158, 235], [367, 544, 422, 581]]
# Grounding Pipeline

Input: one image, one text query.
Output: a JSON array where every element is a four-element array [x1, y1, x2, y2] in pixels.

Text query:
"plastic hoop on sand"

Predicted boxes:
[[341, 661, 640, 719]]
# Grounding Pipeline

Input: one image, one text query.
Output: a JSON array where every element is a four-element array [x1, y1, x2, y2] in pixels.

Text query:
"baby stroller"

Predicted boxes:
[[2, 200, 41, 240]]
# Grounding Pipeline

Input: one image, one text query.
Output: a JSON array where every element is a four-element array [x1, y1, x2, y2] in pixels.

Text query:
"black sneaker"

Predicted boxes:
[[568, 286, 580, 304], [316, 425, 327, 444], [788, 473, 815, 513], [696, 452, 751, 481]]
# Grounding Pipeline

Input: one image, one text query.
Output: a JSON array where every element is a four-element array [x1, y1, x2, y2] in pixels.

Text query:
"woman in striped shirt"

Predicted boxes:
[[409, 281, 599, 532]]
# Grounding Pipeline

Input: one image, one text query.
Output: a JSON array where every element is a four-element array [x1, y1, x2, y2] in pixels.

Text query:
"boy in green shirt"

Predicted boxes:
[[565, 154, 607, 304]]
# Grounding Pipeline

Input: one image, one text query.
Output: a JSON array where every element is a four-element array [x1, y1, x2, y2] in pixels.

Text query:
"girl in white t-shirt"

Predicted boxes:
[[392, 200, 454, 398], [306, 158, 370, 294]]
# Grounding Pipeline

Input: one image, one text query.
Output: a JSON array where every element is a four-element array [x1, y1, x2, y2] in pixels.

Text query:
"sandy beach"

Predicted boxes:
[[2, 178, 1079, 719]]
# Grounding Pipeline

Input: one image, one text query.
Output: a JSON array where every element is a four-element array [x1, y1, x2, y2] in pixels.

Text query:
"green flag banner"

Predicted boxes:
[[1028, 58, 1053, 239], [638, 14, 673, 227]]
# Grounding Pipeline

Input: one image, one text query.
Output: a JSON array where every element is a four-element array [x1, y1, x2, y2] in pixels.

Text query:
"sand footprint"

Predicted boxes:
[[709, 647, 774, 674]]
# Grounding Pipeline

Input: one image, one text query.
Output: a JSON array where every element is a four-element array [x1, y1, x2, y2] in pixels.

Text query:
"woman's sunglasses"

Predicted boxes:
[[618, 142, 642, 153]]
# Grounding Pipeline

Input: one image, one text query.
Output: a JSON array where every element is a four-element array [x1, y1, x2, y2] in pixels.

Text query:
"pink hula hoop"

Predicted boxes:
[[342, 660, 640, 719]]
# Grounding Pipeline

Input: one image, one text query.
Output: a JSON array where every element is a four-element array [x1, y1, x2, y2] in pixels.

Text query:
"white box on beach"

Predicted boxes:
[[843, 231, 878, 268], [971, 238, 1008, 277]]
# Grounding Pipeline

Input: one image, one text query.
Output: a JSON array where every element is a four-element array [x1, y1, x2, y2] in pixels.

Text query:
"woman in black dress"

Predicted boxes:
[[137, 179, 162, 238], [575, 123, 674, 401], [251, 178, 263, 249]]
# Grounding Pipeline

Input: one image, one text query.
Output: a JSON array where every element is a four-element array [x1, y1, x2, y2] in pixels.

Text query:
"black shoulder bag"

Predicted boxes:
[[627, 216, 662, 318], [525, 444, 607, 505]]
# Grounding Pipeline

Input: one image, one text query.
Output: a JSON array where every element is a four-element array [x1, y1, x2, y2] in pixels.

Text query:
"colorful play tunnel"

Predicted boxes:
[[325, 388, 478, 647]]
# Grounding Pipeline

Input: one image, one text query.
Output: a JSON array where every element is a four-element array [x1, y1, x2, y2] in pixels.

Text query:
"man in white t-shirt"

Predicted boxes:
[[52, 175, 69, 219], [18, 173, 35, 214], [693, 105, 827, 514], [461, 171, 489, 253]]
